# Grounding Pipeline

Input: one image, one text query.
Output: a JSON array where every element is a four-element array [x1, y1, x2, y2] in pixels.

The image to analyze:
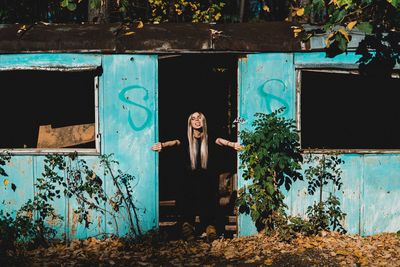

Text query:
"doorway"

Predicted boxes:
[[158, 54, 239, 238]]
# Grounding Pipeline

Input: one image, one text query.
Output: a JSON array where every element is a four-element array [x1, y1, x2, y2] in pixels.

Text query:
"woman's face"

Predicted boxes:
[[190, 112, 203, 130]]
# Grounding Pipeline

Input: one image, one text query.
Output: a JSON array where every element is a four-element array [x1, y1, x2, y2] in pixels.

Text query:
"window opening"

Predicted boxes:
[[0, 69, 99, 153], [300, 70, 400, 151]]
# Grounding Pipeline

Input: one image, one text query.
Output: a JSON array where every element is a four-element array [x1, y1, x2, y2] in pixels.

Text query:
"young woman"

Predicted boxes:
[[151, 111, 242, 241]]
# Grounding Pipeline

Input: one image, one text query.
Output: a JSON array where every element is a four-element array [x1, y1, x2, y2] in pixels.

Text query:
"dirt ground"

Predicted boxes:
[[2, 231, 400, 266]]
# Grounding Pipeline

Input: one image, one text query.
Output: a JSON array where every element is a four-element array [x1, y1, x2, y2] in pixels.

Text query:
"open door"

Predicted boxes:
[[158, 54, 238, 238], [237, 53, 295, 236]]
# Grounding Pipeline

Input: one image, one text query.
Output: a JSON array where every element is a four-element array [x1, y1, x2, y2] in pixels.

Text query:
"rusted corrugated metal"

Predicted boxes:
[[0, 22, 302, 53]]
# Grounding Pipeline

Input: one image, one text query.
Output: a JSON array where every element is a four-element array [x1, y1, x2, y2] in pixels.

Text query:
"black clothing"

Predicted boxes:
[[177, 136, 219, 235]]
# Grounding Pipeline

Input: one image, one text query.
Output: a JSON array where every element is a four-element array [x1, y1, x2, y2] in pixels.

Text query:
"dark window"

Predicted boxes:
[[300, 70, 400, 150], [0, 70, 97, 150]]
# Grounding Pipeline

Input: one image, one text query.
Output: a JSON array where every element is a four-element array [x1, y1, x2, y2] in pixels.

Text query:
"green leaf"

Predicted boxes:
[[67, 2, 77, 11], [89, 0, 101, 9], [356, 22, 373, 34], [60, 0, 69, 8], [388, 0, 400, 8], [336, 34, 348, 51]]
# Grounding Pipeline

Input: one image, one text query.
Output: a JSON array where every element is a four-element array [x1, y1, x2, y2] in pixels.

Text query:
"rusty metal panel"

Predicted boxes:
[[37, 123, 95, 148], [237, 53, 295, 236], [0, 23, 302, 53], [116, 23, 211, 53], [0, 23, 119, 53], [101, 54, 158, 236], [213, 22, 301, 52]]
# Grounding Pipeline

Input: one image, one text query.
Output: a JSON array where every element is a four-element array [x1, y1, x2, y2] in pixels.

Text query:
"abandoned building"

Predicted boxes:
[[0, 22, 399, 240]]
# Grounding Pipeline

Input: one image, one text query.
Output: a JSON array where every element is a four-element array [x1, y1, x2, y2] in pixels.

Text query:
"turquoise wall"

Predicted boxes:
[[238, 52, 400, 236], [1, 52, 399, 239], [0, 53, 158, 239]]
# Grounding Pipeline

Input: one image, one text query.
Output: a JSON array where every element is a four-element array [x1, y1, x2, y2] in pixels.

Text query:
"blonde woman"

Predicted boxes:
[[151, 111, 242, 241]]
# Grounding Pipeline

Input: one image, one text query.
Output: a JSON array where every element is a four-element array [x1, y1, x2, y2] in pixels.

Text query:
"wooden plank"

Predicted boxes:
[[225, 225, 237, 231], [159, 221, 177, 227], [160, 200, 176, 207], [37, 123, 95, 148]]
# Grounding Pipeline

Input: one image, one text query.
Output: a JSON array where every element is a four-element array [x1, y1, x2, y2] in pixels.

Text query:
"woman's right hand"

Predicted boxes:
[[151, 142, 162, 152]]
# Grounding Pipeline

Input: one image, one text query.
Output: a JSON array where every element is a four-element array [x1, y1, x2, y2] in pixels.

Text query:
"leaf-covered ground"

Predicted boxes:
[[3, 231, 400, 266]]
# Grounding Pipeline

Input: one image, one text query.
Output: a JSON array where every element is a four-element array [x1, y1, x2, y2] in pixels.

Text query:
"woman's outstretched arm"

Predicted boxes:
[[151, 140, 181, 152], [215, 138, 243, 151]]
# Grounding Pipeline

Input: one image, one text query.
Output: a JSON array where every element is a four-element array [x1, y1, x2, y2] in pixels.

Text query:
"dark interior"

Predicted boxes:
[[0, 70, 96, 149], [158, 54, 238, 201], [301, 70, 400, 150]]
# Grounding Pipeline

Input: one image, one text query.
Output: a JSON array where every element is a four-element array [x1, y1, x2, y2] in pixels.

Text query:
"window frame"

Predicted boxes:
[[296, 67, 400, 154], [0, 66, 100, 156]]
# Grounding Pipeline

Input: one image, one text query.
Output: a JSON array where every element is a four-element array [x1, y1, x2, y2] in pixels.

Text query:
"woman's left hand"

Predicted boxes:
[[232, 142, 244, 151]]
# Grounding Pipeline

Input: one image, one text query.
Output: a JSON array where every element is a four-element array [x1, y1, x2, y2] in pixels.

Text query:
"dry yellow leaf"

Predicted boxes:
[[124, 31, 135, 36], [338, 28, 350, 42], [303, 243, 315, 249], [336, 249, 350, 256], [263, 5, 270, 12], [136, 21, 144, 29], [293, 28, 302, 38], [296, 8, 305, 16], [354, 249, 363, 258], [347, 21, 357, 30], [264, 258, 273, 265], [17, 25, 27, 34], [325, 32, 335, 48], [3, 178, 9, 186]]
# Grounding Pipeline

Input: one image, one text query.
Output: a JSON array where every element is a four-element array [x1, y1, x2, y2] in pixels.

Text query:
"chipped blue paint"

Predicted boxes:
[[0, 53, 158, 240], [118, 85, 152, 131], [0, 54, 101, 69], [1, 51, 400, 240], [238, 53, 295, 237], [295, 51, 362, 67], [258, 79, 290, 116], [0, 156, 34, 217], [102, 54, 158, 236], [238, 51, 400, 237], [292, 52, 400, 236]]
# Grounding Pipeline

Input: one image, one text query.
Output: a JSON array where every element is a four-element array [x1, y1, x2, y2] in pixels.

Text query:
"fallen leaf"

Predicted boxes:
[[296, 8, 305, 16], [347, 21, 357, 30], [136, 21, 144, 28]]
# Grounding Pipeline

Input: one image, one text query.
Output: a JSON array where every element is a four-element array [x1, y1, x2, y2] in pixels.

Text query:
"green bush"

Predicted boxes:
[[236, 107, 303, 232]]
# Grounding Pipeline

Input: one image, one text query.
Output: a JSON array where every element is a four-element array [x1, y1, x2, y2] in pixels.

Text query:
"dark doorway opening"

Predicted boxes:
[[158, 54, 238, 238]]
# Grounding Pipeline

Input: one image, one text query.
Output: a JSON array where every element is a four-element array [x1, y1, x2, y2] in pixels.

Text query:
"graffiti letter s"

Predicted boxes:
[[118, 85, 152, 131], [258, 79, 289, 115]]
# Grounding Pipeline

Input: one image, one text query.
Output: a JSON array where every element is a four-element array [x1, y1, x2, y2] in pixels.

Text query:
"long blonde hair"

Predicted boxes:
[[187, 112, 208, 170]]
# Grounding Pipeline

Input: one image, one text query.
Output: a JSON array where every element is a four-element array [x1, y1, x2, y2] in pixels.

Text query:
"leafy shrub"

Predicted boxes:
[[236, 107, 303, 231]]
